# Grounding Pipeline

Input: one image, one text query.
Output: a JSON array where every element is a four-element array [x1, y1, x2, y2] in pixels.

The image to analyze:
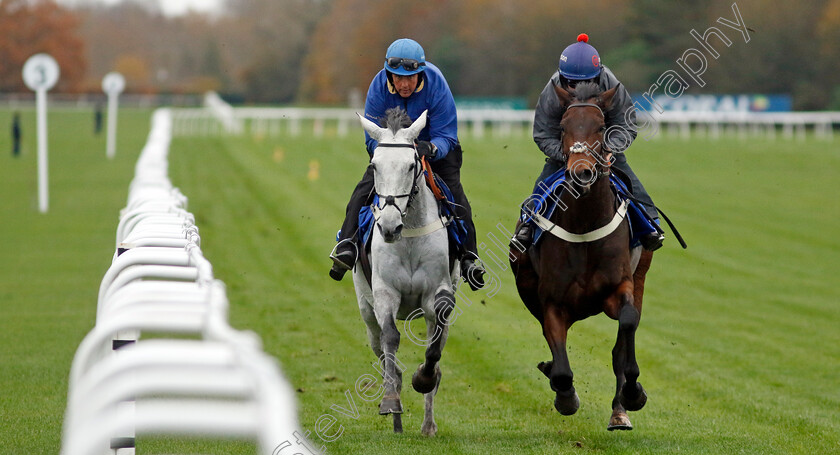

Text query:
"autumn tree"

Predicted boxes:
[[301, 0, 631, 104], [74, 1, 223, 94], [700, 0, 833, 109], [222, 0, 330, 103], [301, 0, 465, 104], [816, 0, 840, 108], [0, 0, 87, 92], [13, 0, 834, 107]]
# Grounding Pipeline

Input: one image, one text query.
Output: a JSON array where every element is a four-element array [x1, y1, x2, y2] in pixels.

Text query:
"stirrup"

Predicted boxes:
[[328, 240, 358, 281], [330, 250, 355, 270]]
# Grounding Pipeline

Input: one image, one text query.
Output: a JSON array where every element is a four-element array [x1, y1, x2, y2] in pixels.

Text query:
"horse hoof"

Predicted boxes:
[[421, 421, 438, 436], [620, 382, 647, 412], [607, 411, 633, 431], [411, 363, 441, 394], [379, 395, 403, 415], [554, 389, 580, 415]]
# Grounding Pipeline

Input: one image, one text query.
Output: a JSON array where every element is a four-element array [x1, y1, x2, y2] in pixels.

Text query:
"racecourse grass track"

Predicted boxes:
[[1, 108, 838, 454]]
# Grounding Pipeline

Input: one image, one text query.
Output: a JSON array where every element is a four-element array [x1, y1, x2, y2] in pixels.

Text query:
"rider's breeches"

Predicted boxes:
[[432, 145, 478, 256]]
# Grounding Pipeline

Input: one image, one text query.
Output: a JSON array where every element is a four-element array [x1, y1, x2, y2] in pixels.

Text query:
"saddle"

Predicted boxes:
[[351, 158, 466, 285], [523, 167, 662, 248]]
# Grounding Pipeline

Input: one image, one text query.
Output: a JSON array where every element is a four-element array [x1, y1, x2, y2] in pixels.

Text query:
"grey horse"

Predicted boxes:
[[353, 108, 460, 435]]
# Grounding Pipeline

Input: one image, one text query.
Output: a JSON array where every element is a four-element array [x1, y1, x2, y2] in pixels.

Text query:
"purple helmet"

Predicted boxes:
[[559, 33, 602, 80]]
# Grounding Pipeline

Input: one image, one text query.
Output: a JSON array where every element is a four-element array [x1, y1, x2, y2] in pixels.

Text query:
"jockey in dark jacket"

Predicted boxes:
[[514, 33, 665, 251], [329, 38, 486, 290]]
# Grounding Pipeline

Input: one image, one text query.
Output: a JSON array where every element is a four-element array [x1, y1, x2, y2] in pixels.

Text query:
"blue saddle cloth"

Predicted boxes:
[[341, 173, 467, 250], [525, 167, 659, 248]]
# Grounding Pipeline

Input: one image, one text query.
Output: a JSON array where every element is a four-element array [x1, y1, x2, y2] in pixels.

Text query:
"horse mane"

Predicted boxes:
[[383, 107, 412, 134], [571, 82, 602, 102]]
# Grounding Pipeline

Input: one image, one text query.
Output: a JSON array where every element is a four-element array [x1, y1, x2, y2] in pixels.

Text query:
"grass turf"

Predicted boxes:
[[0, 107, 159, 453], [1, 109, 838, 454]]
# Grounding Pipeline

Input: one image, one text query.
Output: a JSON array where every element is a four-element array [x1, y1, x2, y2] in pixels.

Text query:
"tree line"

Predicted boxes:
[[1, 0, 838, 109]]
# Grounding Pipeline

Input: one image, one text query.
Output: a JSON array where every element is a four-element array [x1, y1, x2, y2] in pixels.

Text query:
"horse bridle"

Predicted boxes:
[[372, 142, 423, 217], [562, 102, 612, 179]]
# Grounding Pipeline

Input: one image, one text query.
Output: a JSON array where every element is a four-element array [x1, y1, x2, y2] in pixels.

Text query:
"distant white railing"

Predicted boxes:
[[173, 105, 838, 141], [646, 110, 839, 141], [204, 91, 243, 134], [169, 92, 838, 141], [171, 106, 539, 139]]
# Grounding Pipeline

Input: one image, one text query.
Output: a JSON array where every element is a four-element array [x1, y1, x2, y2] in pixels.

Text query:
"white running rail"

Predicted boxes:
[[61, 108, 314, 455]]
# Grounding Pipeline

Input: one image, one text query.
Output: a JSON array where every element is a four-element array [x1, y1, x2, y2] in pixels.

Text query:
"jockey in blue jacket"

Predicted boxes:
[[329, 38, 486, 290], [514, 33, 665, 251]]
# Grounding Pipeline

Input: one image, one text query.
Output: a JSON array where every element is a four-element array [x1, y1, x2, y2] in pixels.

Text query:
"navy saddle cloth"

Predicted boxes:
[[524, 167, 659, 248], [339, 173, 467, 250]]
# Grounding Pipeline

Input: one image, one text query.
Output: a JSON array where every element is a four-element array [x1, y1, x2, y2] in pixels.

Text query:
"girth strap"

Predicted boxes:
[[402, 216, 448, 238], [532, 200, 628, 243], [372, 205, 448, 238]]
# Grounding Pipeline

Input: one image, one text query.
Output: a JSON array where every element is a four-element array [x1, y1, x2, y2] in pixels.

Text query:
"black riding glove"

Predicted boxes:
[[416, 141, 437, 160]]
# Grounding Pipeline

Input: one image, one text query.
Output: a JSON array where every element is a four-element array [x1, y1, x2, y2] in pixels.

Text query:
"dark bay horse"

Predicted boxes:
[[510, 82, 653, 430]]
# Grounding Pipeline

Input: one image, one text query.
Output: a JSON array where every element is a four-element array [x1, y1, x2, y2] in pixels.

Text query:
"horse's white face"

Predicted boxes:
[[359, 111, 427, 243], [371, 148, 416, 242]]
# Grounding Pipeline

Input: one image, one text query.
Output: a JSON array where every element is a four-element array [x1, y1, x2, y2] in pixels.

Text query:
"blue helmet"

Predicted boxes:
[[384, 38, 426, 76], [559, 33, 602, 80]]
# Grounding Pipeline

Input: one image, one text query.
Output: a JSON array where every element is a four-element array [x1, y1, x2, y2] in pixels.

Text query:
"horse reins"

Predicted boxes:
[[554, 103, 688, 248], [530, 101, 623, 243], [372, 142, 423, 217], [563, 102, 612, 179], [370, 142, 451, 238]]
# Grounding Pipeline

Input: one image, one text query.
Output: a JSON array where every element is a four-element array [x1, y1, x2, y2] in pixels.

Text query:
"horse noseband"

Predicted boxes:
[[568, 141, 611, 180], [374, 153, 423, 218], [383, 195, 401, 212], [569, 142, 587, 155], [377, 193, 408, 217]]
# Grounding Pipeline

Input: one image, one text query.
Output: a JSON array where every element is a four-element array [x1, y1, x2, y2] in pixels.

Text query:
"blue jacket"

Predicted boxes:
[[363, 62, 458, 161]]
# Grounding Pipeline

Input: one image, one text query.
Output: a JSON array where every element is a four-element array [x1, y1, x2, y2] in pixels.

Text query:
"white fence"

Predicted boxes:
[[62, 108, 312, 455], [171, 93, 839, 141], [646, 110, 839, 141]]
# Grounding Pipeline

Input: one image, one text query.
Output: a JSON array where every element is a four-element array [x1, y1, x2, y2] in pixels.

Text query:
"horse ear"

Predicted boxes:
[[406, 110, 428, 140], [599, 85, 619, 112], [358, 113, 384, 141], [553, 82, 572, 107]]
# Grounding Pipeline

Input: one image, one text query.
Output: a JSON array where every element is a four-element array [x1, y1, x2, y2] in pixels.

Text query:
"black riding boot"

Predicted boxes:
[[329, 239, 359, 280], [460, 240, 485, 292], [513, 222, 533, 248]]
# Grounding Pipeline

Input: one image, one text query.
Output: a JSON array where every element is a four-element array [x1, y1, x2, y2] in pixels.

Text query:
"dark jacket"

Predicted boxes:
[[532, 65, 637, 162]]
